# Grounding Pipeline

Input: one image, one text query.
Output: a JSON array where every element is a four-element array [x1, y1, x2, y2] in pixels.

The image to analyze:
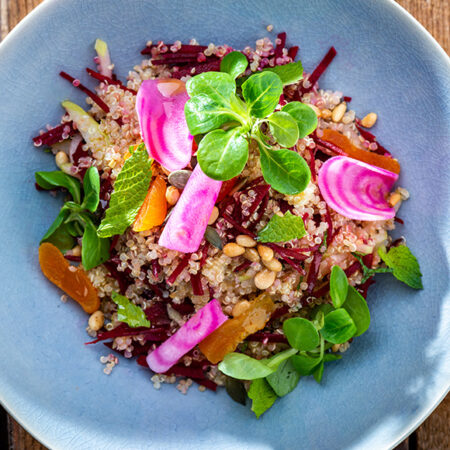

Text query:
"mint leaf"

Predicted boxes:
[[197, 127, 249, 181], [259, 146, 311, 195], [111, 291, 150, 328], [257, 211, 306, 243], [378, 245, 423, 289], [248, 378, 277, 418], [330, 265, 349, 308], [97, 148, 152, 238], [266, 111, 299, 148], [220, 51, 248, 80], [266, 358, 300, 397]]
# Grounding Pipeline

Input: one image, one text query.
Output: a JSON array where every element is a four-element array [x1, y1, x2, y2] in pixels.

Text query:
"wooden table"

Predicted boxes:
[[0, 0, 448, 448]]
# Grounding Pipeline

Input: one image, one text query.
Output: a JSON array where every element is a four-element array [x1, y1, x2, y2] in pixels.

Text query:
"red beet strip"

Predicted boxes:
[[86, 68, 137, 94], [274, 32, 287, 60], [199, 243, 209, 268], [312, 134, 348, 157], [33, 122, 76, 147], [301, 46, 337, 94], [141, 44, 207, 55], [308, 147, 317, 181], [234, 260, 252, 273], [247, 332, 288, 344], [288, 46, 299, 60], [64, 254, 81, 262], [190, 272, 204, 296], [59, 71, 110, 113], [172, 60, 221, 79], [86, 326, 168, 345], [103, 260, 131, 295], [394, 217, 404, 225], [355, 120, 392, 156], [270, 304, 290, 320], [306, 247, 323, 293], [247, 184, 271, 218], [249, 193, 269, 231], [167, 253, 191, 285], [343, 96, 352, 102]]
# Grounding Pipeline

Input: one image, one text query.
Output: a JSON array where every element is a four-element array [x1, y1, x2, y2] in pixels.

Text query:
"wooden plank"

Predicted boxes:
[[0, 1, 448, 449]]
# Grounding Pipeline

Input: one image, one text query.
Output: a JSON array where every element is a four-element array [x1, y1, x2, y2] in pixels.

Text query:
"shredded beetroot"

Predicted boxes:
[[300, 46, 337, 94], [247, 332, 288, 344], [234, 260, 252, 273], [64, 254, 81, 262], [144, 303, 171, 326], [153, 55, 219, 67], [59, 71, 110, 113], [103, 260, 132, 295], [355, 121, 391, 156], [306, 249, 323, 293], [172, 60, 221, 79], [308, 147, 317, 181], [312, 134, 348, 156], [152, 260, 162, 280], [104, 341, 152, 357], [190, 272, 204, 296], [86, 325, 168, 345], [274, 32, 287, 60], [279, 256, 306, 274], [170, 300, 195, 315], [222, 213, 255, 238], [71, 139, 89, 178], [194, 378, 218, 391], [278, 199, 294, 214], [343, 96, 352, 102], [394, 217, 404, 225], [249, 193, 269, 231], [141, 44, 207, 55], [216, 177, 237, 203], [288, 46, 299, 60], [86, 68, 137, 94], [322, 200, 333, 247], [167, 253, 192, 285], [164, 365, 205, 379], [32, 122, 76, 147], [199, 243, 209, 268], [270, 304, 290, 320], [247, 184, 271, 219], [358, 277, 376, 299]]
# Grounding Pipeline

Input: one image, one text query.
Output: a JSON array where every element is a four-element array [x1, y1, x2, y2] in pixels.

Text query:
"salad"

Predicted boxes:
[[34, 32, 422, 417]]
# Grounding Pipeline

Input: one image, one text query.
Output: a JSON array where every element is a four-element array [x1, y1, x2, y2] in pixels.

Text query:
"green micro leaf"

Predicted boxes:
[[262, 61, 303, 86], [81, 219, 110, 270], [342, 285, 371, 337], [35, 170, 81, 204], [259, 146, 311, 195], [291, 353, 322, 376], [378, 245, 423, 289], [248, 378, 277, 419], [82, 166, 100, 212], [330, 265, 349, 308], [111, 291, 150, 328], [241, 71, 283, 118], [265, 348, 298, 370], [266, 111, 299, 148], [266, 358, 300, 397], [257, 210, 306, 243], [321, 309, 357, 344], [197, 127, 249, 181], [282, 102, 318, 139], [184, 94, 240, 135], [97, 148, 152, 238], [312, 353, 342, 384], [218, 353, 274, 380], [220, 51, 249, 79], [186, 71, 236, 104], [283, 317, 320, 351]]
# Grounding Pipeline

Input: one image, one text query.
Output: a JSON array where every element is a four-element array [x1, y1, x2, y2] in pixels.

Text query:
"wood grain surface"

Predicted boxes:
[[0, 1, 448, 449]]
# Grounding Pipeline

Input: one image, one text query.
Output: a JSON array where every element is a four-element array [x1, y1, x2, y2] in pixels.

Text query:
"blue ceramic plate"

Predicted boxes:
[[0, 0, 448, 448]]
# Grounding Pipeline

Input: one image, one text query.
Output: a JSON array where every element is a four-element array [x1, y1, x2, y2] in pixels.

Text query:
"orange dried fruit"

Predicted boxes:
[[321, 128, 401, 174], [199, 293, 276, 364], [132, 175, 167, 232], [39, 242, 100, 314]]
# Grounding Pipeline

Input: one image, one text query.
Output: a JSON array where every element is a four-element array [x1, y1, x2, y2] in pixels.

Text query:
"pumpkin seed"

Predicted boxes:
[[168, 170, 192, 189], [225, 376, 247, 405], [204, 226, 223, 250]]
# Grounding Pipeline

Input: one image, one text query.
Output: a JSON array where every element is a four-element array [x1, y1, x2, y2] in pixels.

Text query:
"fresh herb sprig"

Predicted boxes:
[[184, 52, 318, 195], [36, 166, 110, 270], [219, 266, 371, 418], [111, 291, 150, 328]]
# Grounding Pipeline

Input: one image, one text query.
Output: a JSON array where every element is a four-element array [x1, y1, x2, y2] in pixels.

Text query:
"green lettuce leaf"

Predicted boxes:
[[111, 292, 150, 328], [97, 147, 152, 237], [257, 211, 306, 243]]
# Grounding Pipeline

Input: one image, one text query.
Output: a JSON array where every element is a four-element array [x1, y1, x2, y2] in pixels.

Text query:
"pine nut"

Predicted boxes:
[[232, 300, 251, 317], [361, 112, 378, 128], [208, 206, 219, 225], [307, 104, 321, 117], [88, 310, 104, 331], [223, 243, 245, 257], [244, 248, 260, 262], [55, 151, 69, 168], [257, 244, 274, 262], [254, 269, 276, 290], [332, 344, 341, 352], [71, 245, 81, 257], [165, 186, 180, 205], [60, 162, 73, 175], [321, 108, 332, 119], [263, 258, 282, 272], [236, 234, 257, 248], [332, 102, 347, 122], [388, 192, 402, 207]]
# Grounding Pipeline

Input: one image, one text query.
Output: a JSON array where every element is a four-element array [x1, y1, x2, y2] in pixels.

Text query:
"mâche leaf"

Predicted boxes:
[[262, 61, 303, 85], [342, 286, 371, 336], [111, 291, 150, 328], [40, 208, 75, 252], [241, 71, 283, 118], [330, 265, 349, 308], [186, 71, 236, 103], [248, 378, 277, 418], [282, 317, 320, 351], [266, 358, 300, 397], [282, 102, 318, 139], [267, 111, 299, 148], [97, 148, 152, 238], [220, 51, 249, 80], [257, 211, 306, 243], [259, 146, 311, 195], [81, 219, 110, 270], [35, 170, 81, 204], [197, 128, 249, 180], [321, 309, 357, 344], [378, 245, 423, 289], [82, 166, 100, 212]]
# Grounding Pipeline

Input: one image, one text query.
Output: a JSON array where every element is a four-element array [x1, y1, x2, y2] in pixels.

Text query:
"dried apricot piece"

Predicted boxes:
[[321, 129, 401, 174], [199, 294, 276, 364], [132, 176, 167, 232], [39, 242, 100, 313]]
